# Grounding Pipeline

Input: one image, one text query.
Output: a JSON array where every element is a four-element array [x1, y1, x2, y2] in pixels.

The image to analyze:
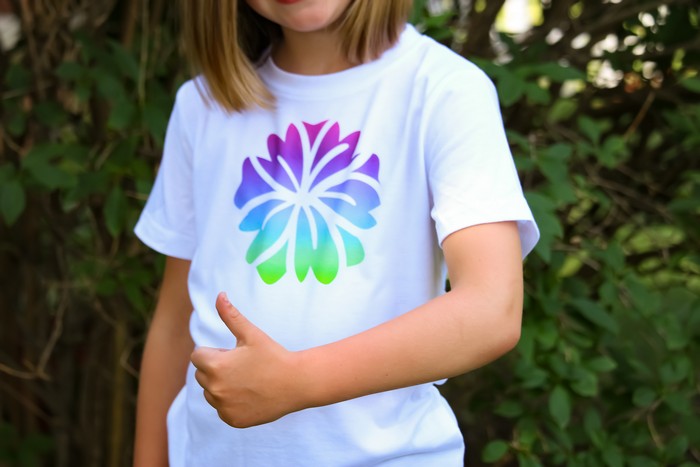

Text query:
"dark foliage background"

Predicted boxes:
[[0, 0, 698, 466]]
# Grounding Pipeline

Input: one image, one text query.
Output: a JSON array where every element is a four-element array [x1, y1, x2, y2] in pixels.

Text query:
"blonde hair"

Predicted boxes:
[[181, 0, 413, 112]]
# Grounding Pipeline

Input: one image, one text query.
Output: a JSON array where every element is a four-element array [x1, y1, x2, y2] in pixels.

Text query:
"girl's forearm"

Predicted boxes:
[[133, 323, 193, 467], [133, 257, 194, 467], [297, 282, 522, 409]]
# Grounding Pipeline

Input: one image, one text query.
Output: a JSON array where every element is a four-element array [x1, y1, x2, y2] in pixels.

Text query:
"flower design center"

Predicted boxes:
[[233, 121, 381, 284]]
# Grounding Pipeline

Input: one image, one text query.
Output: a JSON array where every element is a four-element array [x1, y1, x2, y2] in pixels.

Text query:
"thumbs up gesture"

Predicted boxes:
[[191, 292, 310, 428]]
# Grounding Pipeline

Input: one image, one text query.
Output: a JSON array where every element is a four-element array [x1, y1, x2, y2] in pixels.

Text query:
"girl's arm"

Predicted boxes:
[[133, 257, 194, 467], [191, 221, 523, 428], [301, 221, 523, 405]]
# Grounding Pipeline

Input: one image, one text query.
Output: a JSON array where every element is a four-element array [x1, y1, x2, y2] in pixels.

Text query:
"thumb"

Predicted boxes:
[[216, 292, 260, 346]]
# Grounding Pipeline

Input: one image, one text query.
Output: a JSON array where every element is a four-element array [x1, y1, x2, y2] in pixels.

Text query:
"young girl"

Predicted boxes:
[[133, 0, 539, 465]]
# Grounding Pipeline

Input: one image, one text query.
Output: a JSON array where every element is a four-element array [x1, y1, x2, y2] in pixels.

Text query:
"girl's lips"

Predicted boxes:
[[275, 0, 301, 4]]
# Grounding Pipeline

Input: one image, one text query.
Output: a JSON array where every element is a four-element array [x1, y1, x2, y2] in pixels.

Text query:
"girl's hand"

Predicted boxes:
[[191, 292, 309, 428]]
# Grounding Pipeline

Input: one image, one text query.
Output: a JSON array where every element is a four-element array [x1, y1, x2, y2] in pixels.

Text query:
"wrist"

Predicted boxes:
[[291, 347, 329, 410]]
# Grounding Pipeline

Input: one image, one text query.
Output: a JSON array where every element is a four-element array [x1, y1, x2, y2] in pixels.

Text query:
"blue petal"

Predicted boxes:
[[240, 199, 285, 232]]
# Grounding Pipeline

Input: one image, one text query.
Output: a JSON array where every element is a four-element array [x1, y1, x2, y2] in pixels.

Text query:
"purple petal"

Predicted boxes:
[[303, 121, 326, 148], [258, 156, 296, 191], [265, 124, 304, 188], [310, 131, 361, 189], [234, 158, 274, 208], [354, 154, 380, 181], [311, 122, 340, 171]]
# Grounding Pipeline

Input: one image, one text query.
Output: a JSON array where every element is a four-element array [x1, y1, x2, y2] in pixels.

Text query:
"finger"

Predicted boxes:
[[191, 346, 225, 371], [202, 388, 217, 408], [215, 292, 261, 345], [194, 368, 209, 389]]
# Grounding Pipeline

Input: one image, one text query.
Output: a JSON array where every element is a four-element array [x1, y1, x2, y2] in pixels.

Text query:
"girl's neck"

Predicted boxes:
[[272, 28, 354, 76]]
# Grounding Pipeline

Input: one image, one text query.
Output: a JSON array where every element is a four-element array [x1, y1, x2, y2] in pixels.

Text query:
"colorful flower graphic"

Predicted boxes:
[[234, 121, 381, 284]]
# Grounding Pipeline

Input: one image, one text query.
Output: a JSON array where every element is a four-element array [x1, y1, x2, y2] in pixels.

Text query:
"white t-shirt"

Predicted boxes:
[[135, 24, 538, 467]]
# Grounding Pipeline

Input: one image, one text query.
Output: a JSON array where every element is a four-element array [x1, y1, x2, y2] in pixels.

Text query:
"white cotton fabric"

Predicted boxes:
[[135, 24, 538, 467]]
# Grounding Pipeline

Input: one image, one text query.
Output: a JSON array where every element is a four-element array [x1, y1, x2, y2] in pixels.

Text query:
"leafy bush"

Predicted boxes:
[[411, 1, 700, 465], [1, 1, 698, 466]]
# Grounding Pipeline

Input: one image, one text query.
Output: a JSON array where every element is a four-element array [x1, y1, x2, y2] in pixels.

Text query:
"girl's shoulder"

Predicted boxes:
[[408, 27, 496, 95], [173, 77, 210, 114]]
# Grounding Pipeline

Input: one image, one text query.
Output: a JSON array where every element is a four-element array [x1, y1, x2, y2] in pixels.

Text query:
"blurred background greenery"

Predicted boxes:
[[0, 0, 698, 466]]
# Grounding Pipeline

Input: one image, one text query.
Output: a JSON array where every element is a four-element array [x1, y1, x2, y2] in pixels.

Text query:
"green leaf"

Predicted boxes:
[[602, 444, 624, 467], [516, 418, 538, 448], [544, 143, 574, 160], [409, 0, 428, 24], [27, 163, 76, 190], [7, 104, 27, 136], [0, 180, 26, 225], [6, 63, 31, 90], [482, 440, 509, 463], [22, 144, 80, 190], [22, 143, 66, 166], [142, 102, 170, 143], [664, 436, 689, 463], [680, 77, 700, 93], [104, 187, 127, 237], [632, 387, 656, 408], [497, 69, 527, 107], [583, 409, 604, 448], [548, 385, 571, 428], [525, 83, 551, 105], [55, 61, 85, 81], [548, 99, 577, 123], [661, 316, 690, 350], [537, 152, 567, 183], [537, 143, 576, 204], [96, 277, 118, 296], [586, 356, 617, 372], [547, 354, 569, 378], [599, 241, 625, 273], [570, 368, 598, 397], [93, 67, 127, 101], [519, 365, 549, 389], [525, 192, 562, 263], [664, 392, 692, 414], [659, 355, 692, 385], [495, 400, 523, 418], [517, 452, 543, 467], [34, 101, 66, 126], [108, 40, 140, 81], [471, 58, 504, 80], [628, 455, 660, 467], [578, 116, 602, 145], [517, 326, 535, 362], [570, 298, 619, 334], [598, 135, 628, 168], [536, 321, 559, 350], [530, 62, 586, 82], [108, 100, 136, 131], [0, 164, 16, 183]]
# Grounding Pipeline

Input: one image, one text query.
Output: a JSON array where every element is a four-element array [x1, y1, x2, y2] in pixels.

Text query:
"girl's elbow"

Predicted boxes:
[[492, 302, 523, 357], [501, 318, 522, 354]]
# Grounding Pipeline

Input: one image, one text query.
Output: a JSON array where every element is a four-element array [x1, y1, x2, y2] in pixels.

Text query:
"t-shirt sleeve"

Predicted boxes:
[[425, 66, 539, 258], [134, 93, 197, 259]]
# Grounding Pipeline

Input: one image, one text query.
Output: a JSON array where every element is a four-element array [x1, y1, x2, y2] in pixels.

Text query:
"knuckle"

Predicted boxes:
[[208, 357, 224, 373]]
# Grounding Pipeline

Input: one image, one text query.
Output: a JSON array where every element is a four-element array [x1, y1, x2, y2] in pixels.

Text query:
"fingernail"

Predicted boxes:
[[221, 292, 230, 305]]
